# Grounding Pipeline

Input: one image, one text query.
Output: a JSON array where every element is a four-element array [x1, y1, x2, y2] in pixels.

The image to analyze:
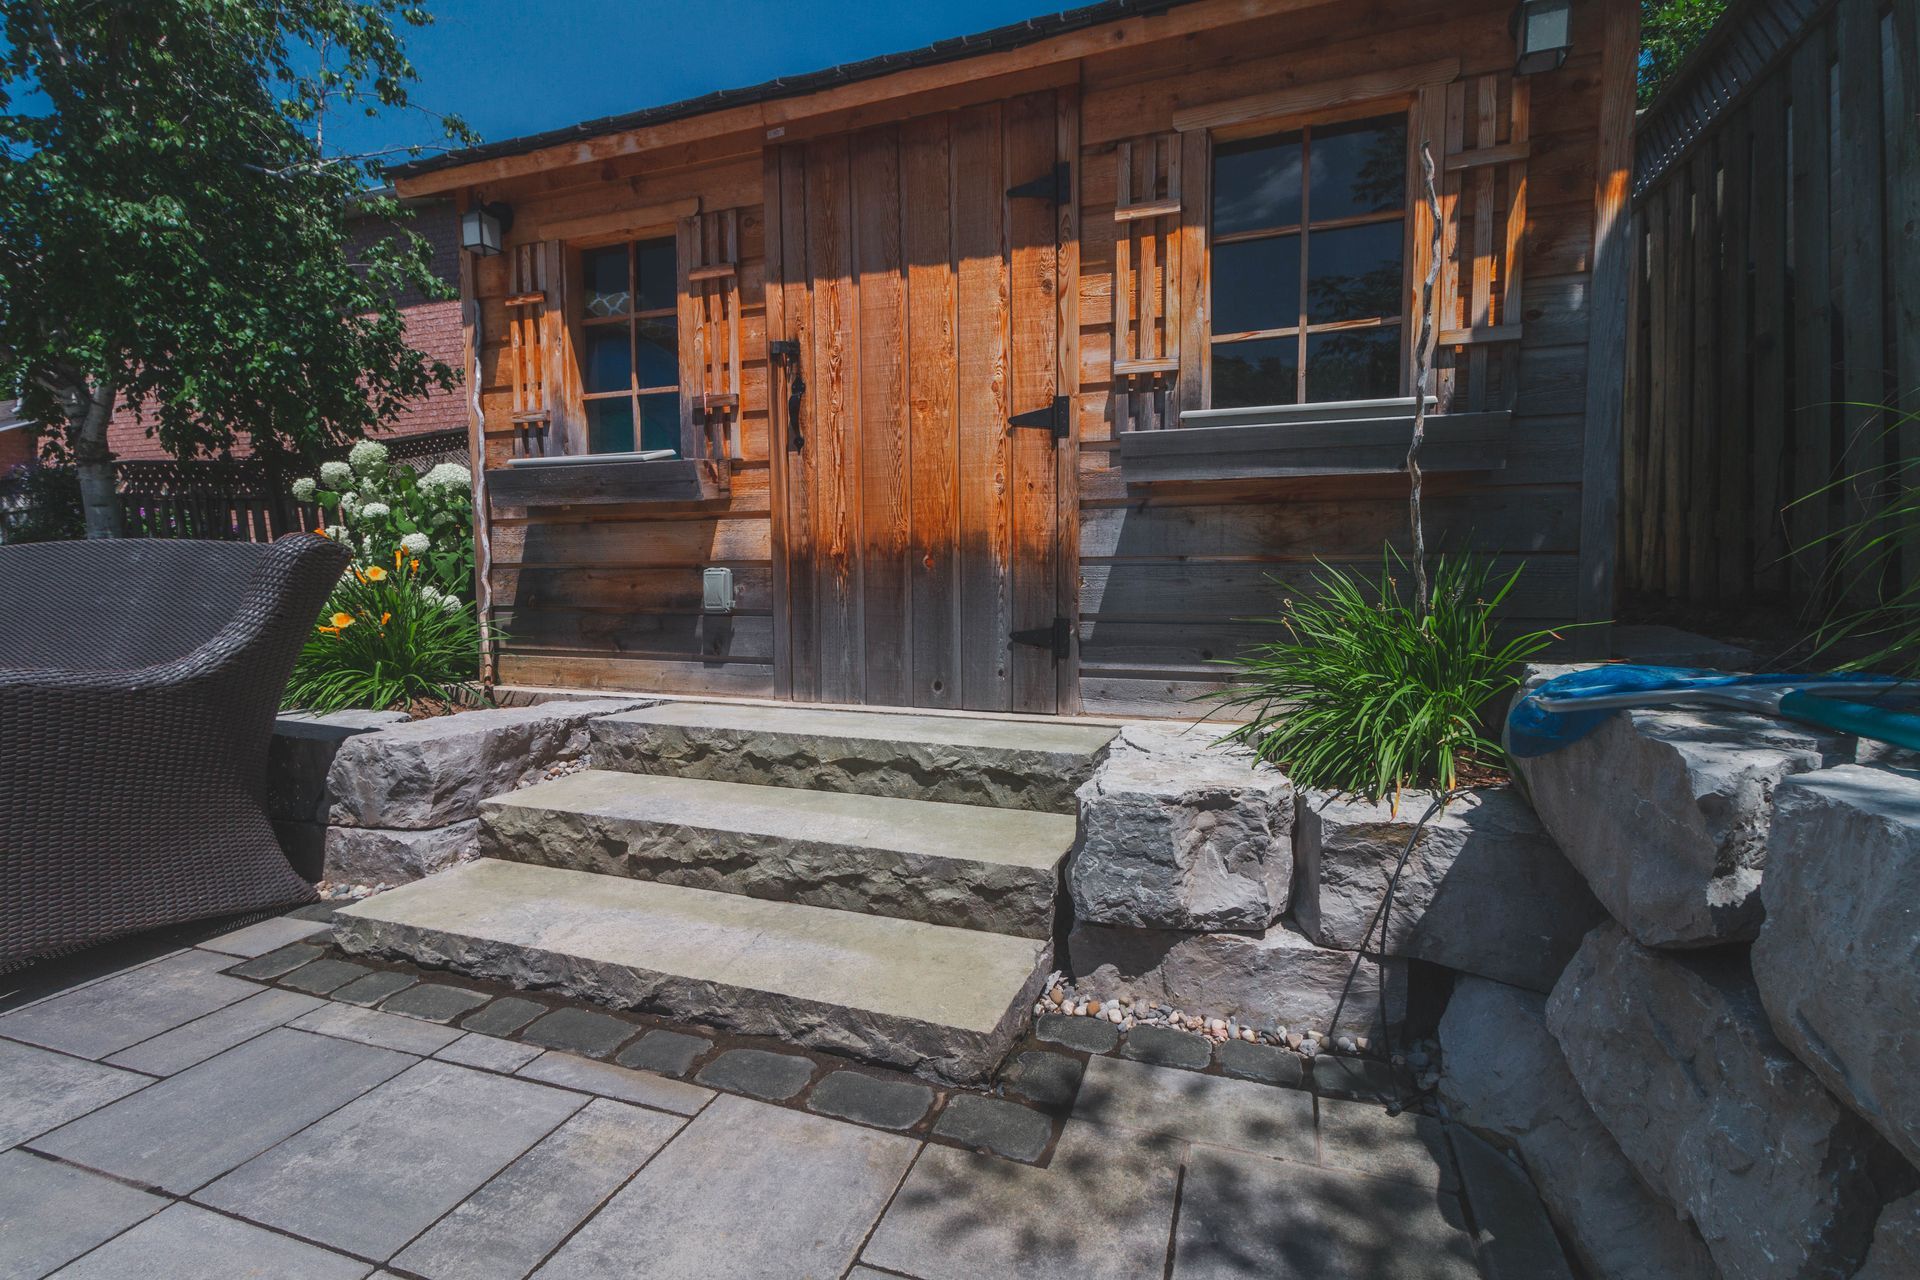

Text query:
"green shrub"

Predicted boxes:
[[293, 439, 474, 600], [285, 549, 484, 712], [1208, 553, 1560, 800]]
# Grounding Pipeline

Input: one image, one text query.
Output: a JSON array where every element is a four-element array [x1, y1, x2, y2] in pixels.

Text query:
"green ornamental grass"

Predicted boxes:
[[1209, 553, 1560, 801], [1797, 401, 1920, 679]]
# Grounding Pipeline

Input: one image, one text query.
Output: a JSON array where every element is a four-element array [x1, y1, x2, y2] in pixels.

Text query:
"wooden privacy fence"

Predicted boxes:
[[1622, 0, 1919, 611]]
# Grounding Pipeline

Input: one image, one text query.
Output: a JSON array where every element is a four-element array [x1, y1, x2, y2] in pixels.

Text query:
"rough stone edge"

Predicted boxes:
[[477, 803, 1058, 940], [590, 716, 1106, 815]]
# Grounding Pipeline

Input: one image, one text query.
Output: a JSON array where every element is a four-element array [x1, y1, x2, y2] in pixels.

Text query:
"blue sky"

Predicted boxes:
[[338, 0, 1073, 163]]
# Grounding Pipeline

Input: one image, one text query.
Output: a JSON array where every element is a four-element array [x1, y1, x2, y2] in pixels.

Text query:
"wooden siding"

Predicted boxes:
[[454, 0, 1622, 714], [476, 146, 780, 695], [1071, 0, 1611, 715]]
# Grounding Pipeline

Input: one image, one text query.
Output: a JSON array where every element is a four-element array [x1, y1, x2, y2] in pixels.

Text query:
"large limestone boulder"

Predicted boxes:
[[1438, 976, 1717, 1280], [1858, 1193, 1920, 1280], [1515, 700, 1851, 948], [268, 709, 410, 825], [1546, 924, 1914, 1280], [1753, 764, 1920, 1167], [1067, 919, 1404, 1035], [326, 699, 647, 829], [1067, 724, 1293, 931], [1295, 787, 1604, 992]]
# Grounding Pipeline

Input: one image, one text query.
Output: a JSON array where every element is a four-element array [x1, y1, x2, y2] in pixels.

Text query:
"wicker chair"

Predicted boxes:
[[0, 534, 348, 967]]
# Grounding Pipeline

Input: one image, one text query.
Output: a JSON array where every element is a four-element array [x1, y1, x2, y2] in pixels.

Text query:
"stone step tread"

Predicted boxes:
[[336, 859, 1048, 1036], [604, 701, 1118, 759], [485, 771, 1077, 870]]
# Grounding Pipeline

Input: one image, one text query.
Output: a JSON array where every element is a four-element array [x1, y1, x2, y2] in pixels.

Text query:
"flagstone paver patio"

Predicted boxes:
[[1, 914, 1544, 1280]]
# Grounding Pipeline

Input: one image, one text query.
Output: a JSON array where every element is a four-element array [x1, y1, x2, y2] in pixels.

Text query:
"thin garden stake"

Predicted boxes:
[[1408, 140, 1442, 618], [1325, 789, 1452, 1113]]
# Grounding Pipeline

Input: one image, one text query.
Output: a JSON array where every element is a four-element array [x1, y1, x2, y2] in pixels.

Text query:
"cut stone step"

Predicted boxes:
[[481, 771, 1073, 939], [333, 859, 1051, 1085], [590, 702, 1117, 813]]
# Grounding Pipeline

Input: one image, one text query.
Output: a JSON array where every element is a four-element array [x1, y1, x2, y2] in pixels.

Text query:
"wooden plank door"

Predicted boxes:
[[766, 91, 1065, 713]]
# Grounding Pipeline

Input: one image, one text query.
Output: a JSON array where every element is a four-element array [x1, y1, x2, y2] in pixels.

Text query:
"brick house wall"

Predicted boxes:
[[0, 400, 35, 469], [106, 197, 466, 461]]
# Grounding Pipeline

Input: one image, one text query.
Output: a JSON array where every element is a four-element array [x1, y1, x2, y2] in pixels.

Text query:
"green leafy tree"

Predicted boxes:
[[1640, 0, 1727, 104], [0, 1, 473, 537]]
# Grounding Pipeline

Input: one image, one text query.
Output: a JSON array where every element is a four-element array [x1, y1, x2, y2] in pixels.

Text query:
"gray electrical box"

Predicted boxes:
[[702, 567, 735, 614]]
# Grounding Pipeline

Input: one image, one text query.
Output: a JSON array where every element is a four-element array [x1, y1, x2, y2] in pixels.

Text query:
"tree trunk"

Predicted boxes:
[[64, 379, 122, 538]]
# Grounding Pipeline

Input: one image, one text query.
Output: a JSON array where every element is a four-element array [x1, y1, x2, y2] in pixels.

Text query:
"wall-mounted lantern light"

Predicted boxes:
[[1511, 0, 1572, 75], [460, 200, 513, 256]]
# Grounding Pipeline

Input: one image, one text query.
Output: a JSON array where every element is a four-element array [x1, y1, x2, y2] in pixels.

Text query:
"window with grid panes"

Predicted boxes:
[[1209, 114, 1409, 407], [578, 237, 681, 454]]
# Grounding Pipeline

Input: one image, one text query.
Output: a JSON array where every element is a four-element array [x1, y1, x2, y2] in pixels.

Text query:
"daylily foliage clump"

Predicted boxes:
[[286, 440, 485, 711]]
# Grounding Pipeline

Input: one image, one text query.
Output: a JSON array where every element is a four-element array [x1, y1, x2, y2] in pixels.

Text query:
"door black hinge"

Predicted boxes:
[[1008, 394, 1071, 441], [1007, 160, 1071, 204], [1011, 616, 1072, 660]]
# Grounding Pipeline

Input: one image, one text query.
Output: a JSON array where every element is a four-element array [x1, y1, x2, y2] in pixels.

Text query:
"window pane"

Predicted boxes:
[[1212, 132, 1304, 236], [1305, 328, 1401, 402], [1212, 337, 1299, 408], [1308, 116, 1408, 221], [582, 329, 632, 394], [1211, 235, 1301, 337], [587, 398, 636, 454], [1306, 221, 1405, 325], [638, 393, 681, 454], [582, 246, 631, 318], [636, 318, 678, 389], [635, 237, 676, 313]]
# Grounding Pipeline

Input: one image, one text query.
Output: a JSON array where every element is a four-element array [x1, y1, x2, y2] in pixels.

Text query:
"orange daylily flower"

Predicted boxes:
[[330, 612, 355, 629], [380, 612, 392, 626], [409, 559, 419, 574], [394, 549, 404, 569], [364, 565, 388, 582], [317, 625, 340, 635], [314, 527, 328, 537]]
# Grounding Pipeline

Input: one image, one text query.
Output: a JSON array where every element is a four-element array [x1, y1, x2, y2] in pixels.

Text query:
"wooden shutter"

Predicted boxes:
[[1112, 134, 1183, 432], [1435, 73, 1530, 411], [679, 209, 743, 479], [504, 241, 560, 456]]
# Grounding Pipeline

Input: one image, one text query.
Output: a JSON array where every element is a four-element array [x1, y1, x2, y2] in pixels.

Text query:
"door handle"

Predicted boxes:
[[770, 339, 806, 453]]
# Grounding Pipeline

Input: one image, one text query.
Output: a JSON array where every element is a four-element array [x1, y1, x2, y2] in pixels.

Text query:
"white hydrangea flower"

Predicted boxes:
[[324, 524, 348, 541], [400, 532, 431, 555], [419, 462, 471, 492], [338, 492, 362, 517], [348, 440, 390, 472], [319, 460, 353, 488], [289, 477, 317, 501], [360, 501, 392, 519]]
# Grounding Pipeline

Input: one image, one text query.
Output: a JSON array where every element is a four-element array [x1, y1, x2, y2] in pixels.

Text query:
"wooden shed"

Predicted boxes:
[[390, 0, 1638, 718]]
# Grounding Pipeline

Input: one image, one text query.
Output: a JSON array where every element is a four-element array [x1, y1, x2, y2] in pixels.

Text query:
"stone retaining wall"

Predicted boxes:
[[1061, 723, 1599, 1034], [1057, 687, 1920, 1280], [267, 698, 647, 886], [1433, 679, 1920, 1280]]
